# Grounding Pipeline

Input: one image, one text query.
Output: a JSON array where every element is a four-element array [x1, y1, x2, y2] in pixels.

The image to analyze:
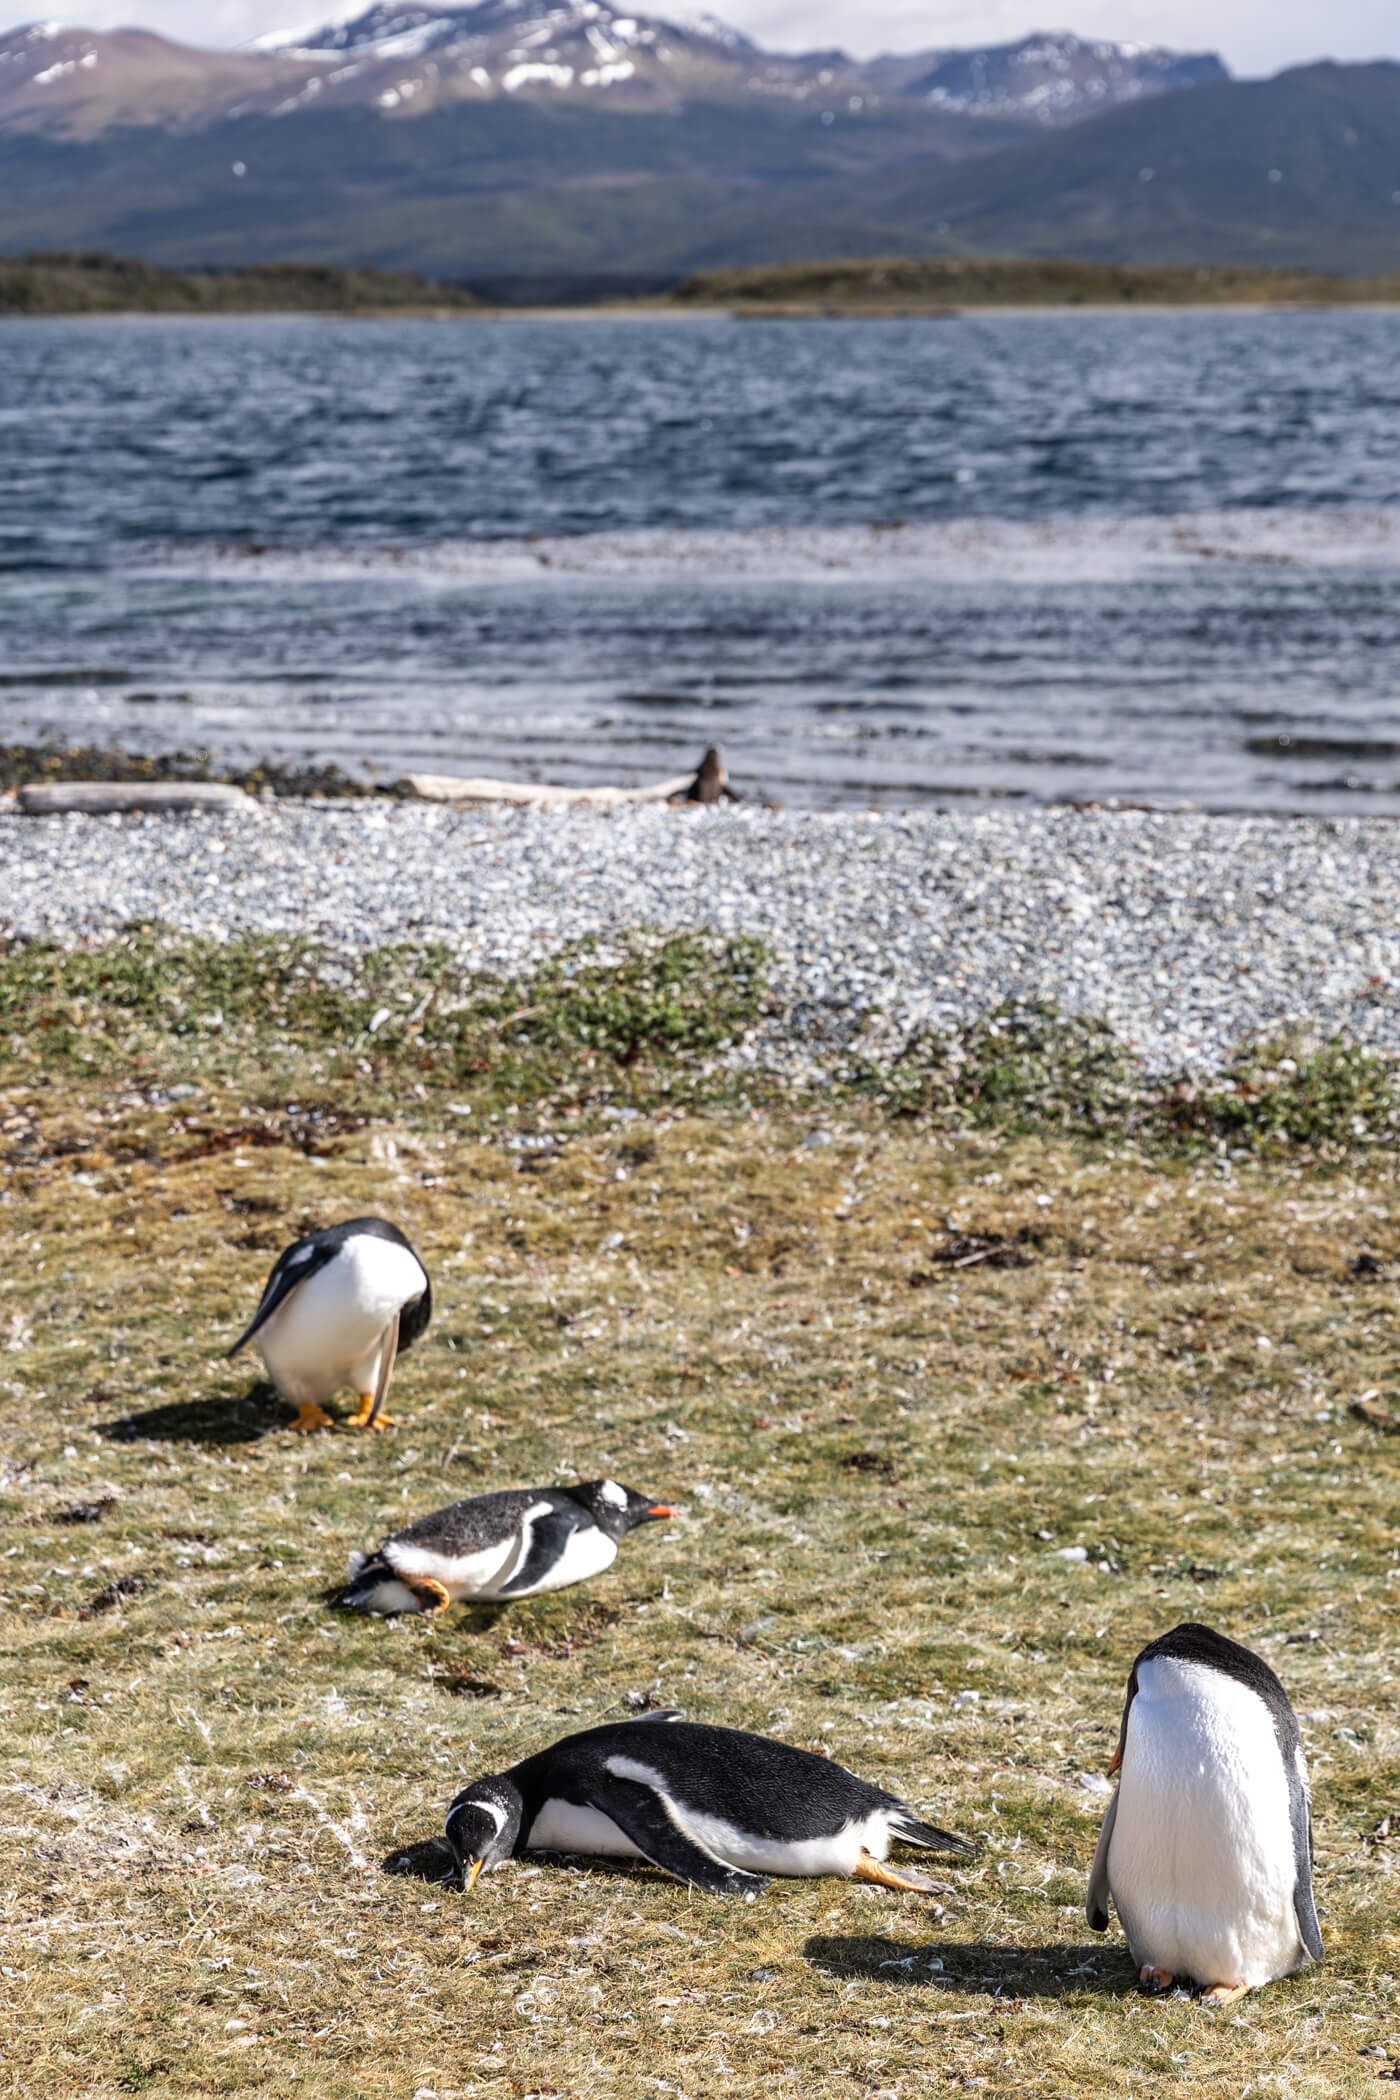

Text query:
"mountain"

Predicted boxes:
[[870, 60, 1400, 275], [0, 9, 1393, 281], [0, 7, 1221, 135], [864, 32, 1225, 125]]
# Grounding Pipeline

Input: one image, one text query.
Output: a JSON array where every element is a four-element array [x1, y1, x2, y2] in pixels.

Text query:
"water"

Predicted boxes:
[[3, 309, 1400, 808]]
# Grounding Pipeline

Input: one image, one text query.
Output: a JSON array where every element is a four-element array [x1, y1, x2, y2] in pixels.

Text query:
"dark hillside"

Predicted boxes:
[[1, 60, 1397, 276], [877, 62, 1400, 275]]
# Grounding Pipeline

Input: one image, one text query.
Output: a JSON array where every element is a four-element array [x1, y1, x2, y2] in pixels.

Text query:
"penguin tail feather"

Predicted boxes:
[[891, 1811, 975, 1856], [335, 1552, 421, 1614]]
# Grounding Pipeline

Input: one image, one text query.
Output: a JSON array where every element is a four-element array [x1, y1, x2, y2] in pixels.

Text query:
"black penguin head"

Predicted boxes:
[[566, 1479, 679, 1541], [445, 1777, 524, 1892]]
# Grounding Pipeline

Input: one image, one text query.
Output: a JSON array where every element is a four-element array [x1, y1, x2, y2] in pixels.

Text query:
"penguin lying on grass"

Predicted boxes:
[[444, 1714, 971, 1895], [1088, 1621, 1323, 2003], [340, 1480, 677, 1614], [228, 1217, 431, 1433]]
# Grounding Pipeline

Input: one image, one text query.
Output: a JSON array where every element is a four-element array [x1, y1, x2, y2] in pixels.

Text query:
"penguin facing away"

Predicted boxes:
[[227, 1216, 431, 1433], [444, 1714, 971, 1896], [1087, 1621, 1322, 2004], [339, 1479, 678, 1614]]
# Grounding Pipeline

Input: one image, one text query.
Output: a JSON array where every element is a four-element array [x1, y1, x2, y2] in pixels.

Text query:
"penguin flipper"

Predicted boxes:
[[493, 1508, 586, 1598], [1291, 1797, 1324, 1963], [1293, 1876, 1323, 1965], [1086, 1789, 1118, 1933], [592, 1771, 768, 1896], [226, 1240, 336, 1357]]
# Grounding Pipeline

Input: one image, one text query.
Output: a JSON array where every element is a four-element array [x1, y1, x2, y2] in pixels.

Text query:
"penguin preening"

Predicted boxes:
[[444, 1715, 971, 1896], [227, 1216, 431, 1433], [1087, 1621, 1323, 2003], [339, 1479, 677, 1614]]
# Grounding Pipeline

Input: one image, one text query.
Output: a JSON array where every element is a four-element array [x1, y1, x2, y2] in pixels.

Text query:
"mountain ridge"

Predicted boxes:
[[0, 11, 1394, 279], [0, 10, 1226, 136]]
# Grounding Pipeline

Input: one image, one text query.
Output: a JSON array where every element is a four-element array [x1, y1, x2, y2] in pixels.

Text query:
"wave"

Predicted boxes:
[[134, 506, 1400, 588]]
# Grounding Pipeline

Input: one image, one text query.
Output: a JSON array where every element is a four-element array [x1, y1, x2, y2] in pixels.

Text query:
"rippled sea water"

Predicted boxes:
[[4, 309, 1400, 808]]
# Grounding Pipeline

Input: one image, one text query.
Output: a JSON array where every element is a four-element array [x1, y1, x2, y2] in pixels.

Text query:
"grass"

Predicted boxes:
[[670, 256, 1400, 312], [0, 252, 479, 317], [11, 252, 1400, 319], [2, 929, 1398, 2097], [0, 743, 381, 801]]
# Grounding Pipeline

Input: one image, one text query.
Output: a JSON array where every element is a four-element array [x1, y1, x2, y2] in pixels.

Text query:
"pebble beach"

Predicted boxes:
[[4, 801, 1398, 1073]]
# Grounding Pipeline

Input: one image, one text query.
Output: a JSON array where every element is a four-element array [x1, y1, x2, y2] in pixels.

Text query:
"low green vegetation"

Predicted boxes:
[[2, 928, 1397, 2096], [3, 927, 1396, 1160], [9, 250, 1400, 318], [849, 998, 1400, 1157], [0, 742, 377, 800], [0, 251, 479, 316], [0, 928, 768, 1122], [672, 255, 1400, 311]]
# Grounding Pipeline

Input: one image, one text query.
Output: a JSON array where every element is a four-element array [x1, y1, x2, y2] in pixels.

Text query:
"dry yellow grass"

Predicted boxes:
[[2, 1048, 1398, 2096]]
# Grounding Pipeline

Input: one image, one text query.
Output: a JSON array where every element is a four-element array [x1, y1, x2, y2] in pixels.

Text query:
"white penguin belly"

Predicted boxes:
[[497, 1524, 618, 1598], [387, 1535, 519, 1600], [678, 1804, 893, 1878], [526, 1798, 644, 1860], [256, 1238, 425, 1403], [1108, 1657, 1304, 1988]]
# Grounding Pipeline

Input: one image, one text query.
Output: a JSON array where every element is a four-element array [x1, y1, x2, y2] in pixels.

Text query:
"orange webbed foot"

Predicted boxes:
[[1200, 1982, 1249, 2007], [409, 1578, 452, 1616], [347, 1393, 396, 1431], [290, 1402, 334, 1433], [849, 1851, 942, 1893], [1138, 1965, 1175, 1996]]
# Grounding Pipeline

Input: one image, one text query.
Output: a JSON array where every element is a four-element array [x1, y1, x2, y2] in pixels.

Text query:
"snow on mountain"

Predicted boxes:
[[882, 32, 1227, 123], [0, 8, 1227, 134]]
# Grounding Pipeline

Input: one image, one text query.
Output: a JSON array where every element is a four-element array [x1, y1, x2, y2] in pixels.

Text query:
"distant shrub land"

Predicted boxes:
[[6, 249, 1400, 316], [671, 254, 1400, 310], [0, 251, 480, 315]]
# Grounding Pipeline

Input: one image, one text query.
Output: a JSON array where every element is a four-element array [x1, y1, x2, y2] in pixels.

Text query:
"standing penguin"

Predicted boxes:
[[227, 1216, 431, 1432], [339, 1479, 678, 1614], [1087, 1621, 1323, 2003], [444, 1713, 970, 1895]]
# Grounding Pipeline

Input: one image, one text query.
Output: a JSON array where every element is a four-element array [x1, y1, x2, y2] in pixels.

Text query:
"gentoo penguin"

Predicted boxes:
[[227, 1216, 431, 1432], [339, 1479, 677, 1614], [444, 1714, 970, 1895], [1087, 1621, 1323, 2003]]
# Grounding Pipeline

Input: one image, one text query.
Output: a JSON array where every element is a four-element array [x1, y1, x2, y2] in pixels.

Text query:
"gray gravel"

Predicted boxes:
[[2, 801, 1398, 1073]]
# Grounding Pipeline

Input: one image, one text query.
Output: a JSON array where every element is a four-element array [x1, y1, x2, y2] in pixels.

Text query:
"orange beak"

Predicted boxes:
[[647, 1504, 679, 1519], [1108, 1741, 1123, 1777], [464, 1857, 484, 1893]]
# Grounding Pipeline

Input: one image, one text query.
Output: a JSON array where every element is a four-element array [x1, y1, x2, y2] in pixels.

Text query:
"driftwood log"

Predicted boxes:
[[402, 771, 695, 808], [403, 746, 738, 809], [17, 781, 255, 816]]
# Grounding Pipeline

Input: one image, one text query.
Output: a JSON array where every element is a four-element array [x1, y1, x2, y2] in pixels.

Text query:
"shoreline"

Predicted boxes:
[[8, 299, 1400, 323], [5, 799, 1398, 1076]]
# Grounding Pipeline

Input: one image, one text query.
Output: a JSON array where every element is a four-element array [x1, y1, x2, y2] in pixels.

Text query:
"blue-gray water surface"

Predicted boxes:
[[3, 309, 1400, 808]]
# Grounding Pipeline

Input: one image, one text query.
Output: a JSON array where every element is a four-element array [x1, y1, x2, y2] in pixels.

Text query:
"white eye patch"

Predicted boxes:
[[599, 1480, 628, 1509]]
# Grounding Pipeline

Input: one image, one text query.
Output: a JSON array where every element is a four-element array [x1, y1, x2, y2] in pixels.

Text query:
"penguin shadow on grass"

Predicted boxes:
[[318, 1585, 516, 1643], [383, 1835, 457, 1885], [805, 1935, 1134, 2000], [100, 1379, 297, 1446], [380, 1839, 681, 1892]]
